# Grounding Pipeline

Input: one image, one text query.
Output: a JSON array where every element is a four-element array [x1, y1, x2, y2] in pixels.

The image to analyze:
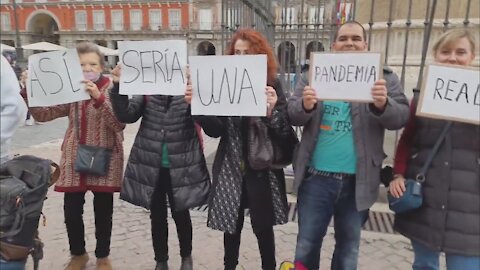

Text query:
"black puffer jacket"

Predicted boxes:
[[395, 115, 480, 256], [109, 84, 210, 211]]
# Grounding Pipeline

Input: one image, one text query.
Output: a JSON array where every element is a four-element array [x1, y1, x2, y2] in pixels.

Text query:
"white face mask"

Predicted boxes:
[[83, 71, 101, 82]]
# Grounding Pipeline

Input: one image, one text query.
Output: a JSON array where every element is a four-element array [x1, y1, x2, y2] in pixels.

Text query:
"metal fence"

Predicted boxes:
[[220, 0, 478, 95]]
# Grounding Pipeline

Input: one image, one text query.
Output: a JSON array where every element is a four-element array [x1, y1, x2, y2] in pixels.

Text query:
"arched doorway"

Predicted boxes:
[[197, 41, 216, 55], [27, 12, 60, 45], [277, 41, 295, 73], [306, 41, 325, 60]]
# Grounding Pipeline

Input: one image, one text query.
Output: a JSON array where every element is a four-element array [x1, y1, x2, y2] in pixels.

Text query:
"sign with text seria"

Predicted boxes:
[[417, 64, 480, 125], [27, 49, 89, 107], [118, 40, 187, 95], [309, 52, 382, 102]]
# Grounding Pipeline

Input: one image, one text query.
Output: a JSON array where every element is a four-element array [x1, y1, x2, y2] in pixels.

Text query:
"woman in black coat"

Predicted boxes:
[[109, 65, 210, 270], [185, 29, 291, 270]]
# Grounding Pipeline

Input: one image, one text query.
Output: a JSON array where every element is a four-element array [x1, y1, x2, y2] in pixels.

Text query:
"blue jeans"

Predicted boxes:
[[0, 259, 26, 270], [412, 240, 480, 270], [294, 174, 368, 270]]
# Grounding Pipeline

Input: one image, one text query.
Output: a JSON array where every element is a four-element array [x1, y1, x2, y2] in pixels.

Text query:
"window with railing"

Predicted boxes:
[[130, 9, 142, 31], [1, 12, 10, 31], [198, 9, 212, 30], [168, 9, 181, 30], [93, 10, 105, 31], [111, 10, 124, 31], [308, 6, 324, 29], [149, 9, 162, 30], [75, 10, 87, 31]]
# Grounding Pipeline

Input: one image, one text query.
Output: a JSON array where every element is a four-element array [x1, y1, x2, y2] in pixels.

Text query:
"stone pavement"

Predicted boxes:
[[11, 119, 445, 270]]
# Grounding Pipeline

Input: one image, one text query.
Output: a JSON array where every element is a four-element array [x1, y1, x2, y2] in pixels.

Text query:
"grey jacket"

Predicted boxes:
[[287, 68, 409, 210], [395, 113, 480, 256]]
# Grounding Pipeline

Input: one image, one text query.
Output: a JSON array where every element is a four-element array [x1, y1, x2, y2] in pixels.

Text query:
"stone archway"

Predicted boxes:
[[306, 41, 325, 60], [197, 41, 216, 55], [26, 11, 60, 45], [278, 41, 296, 73]]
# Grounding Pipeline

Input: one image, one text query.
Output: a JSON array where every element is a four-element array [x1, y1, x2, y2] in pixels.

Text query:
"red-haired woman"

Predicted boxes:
[[185, 29, 290, 270]]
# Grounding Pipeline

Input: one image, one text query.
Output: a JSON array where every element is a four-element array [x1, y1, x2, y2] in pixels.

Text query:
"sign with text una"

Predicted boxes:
[[27, 49, 89, 107], [309, 52, 381, 102], [417, 64, 480, 125], [190, 55, 268, 116], [118, 40, 187, 95]]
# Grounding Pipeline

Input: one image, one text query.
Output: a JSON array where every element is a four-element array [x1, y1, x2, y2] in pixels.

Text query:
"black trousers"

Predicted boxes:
[[64, 191, 113, 258], [223, 199, 276, 270], [150, 168, 192, 262]]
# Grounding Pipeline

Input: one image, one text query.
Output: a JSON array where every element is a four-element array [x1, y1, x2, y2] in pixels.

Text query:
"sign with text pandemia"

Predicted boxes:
[[189, 55, 268, 116], [118, 40, 187, 95], [27, 49, 89, 107], [309, 52, 382, 102], [417, 64, 480, 125]]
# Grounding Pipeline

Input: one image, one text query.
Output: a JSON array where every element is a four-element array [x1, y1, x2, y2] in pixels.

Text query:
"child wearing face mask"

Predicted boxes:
[[20, 42, 125, 270]]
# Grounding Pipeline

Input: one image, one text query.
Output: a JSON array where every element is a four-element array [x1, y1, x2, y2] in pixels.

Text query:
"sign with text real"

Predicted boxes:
[[27, 49, 89, 107], [309, 52, 382, 102], [417, 64, 480, 125], [190, 55, 268, 116], [118, 40, 187, 95]]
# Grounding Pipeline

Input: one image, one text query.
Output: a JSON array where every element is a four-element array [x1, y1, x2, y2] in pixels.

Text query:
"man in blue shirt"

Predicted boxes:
[[287, 21, 409, 270]]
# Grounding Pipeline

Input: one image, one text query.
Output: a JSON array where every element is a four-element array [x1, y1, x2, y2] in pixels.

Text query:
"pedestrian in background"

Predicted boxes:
[[21, 42, 125, 270], [186, 28, 291, 270], [109, 59, 210, 270], [288, 21, 409, 270], [389, 28, 480, 270]]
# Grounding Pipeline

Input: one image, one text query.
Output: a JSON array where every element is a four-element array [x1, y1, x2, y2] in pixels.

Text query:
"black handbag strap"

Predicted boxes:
[[416, 121, 452, 182]]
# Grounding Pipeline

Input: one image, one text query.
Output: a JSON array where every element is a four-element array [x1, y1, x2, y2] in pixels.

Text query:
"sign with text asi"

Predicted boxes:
[[27, 49, 89, 107], [309, 52, 382, 102], [118, 40, 187, 95], [417, 64, 480, 125], [190, 55, 267, 116]]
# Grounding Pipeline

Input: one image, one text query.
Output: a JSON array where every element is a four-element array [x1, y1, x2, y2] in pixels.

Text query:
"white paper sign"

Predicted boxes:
[[310, 52, 381, 102], [118, 40, 187, 95], [417, 64, 480, 125], [27, 49, 89, 107], [190, 55, 267, 116]]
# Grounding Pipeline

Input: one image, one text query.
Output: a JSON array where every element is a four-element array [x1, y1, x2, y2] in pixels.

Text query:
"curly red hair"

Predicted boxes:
[[225, 28, 277, 85]]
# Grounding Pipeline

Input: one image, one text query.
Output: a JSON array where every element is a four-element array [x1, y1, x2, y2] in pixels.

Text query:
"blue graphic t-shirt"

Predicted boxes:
[[310, 101, 356, 174]]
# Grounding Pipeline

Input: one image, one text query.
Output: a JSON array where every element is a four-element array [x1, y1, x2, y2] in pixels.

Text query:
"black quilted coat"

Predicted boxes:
[[109, 83, 210, 211]]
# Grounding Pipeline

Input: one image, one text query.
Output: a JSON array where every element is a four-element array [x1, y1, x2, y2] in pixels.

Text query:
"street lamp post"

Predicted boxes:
[[12, 0, 25, 67]]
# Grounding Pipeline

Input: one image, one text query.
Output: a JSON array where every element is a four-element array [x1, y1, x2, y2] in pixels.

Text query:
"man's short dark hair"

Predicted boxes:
[[333, 21, 367, 42]]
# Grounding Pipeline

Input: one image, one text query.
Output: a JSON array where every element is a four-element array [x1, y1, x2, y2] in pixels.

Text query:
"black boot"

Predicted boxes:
[[180, 256, 193, 270], [155, 261, 169, 270]]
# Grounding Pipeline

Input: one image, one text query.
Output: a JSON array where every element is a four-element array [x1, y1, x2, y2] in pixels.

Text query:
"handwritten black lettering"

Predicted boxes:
[[444, 80, 457, 101], [29, 65, 47, 97], [140, 51, 154, 83], [434, 78, 444, 99], [171, 52, 185, 83], [62, 51, 80, 93], [39, 57, 63, 94], [237, 68, 256, 105], [455, 83, 469, 103], [122, 50, 140, 83], [314, 65, 377, 83], [474, 84, 480, 106], [152, 50, 166, 83]]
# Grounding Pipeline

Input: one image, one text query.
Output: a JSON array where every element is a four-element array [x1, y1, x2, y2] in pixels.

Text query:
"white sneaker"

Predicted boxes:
[[25, 118, 34, 126]]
